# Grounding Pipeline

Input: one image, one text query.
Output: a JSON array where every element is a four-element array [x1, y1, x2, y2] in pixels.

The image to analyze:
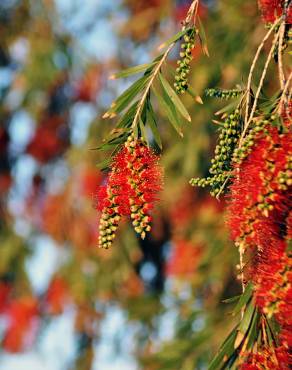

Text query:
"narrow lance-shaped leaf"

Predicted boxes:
[[147, 103, 162, 149], [208, 326, 238, 370], [197, 16, 209, 56], [233, 282, 253, 315], [110, 62, 157, 80], [103, 75, 149, 117], [158, 73, 191, 122], [158, 28, 192, 50], [152, 84, 183, 137]]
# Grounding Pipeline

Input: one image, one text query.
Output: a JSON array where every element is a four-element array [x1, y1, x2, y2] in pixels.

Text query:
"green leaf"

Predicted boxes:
[[158, 28, 191, 50], [238, 300, 256, 335], [158, 73, 191, 122], [222, 295, 241, 304], [139, 118, 150, 146], [233, 283, 253, 315], [104, 75, 149, 116], [246, 309, 260, 349], [110, 62, 157, 79], [152, 85, 183, 137], [116, 102, 139, 128], [208, 327, 238, 370], [197, 16, 209, 56], [147, 103, 162, 149]]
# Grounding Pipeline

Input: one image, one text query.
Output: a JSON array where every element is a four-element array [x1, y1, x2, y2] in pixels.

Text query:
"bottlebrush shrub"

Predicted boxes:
[[258, 0, 292, 24], [227, 125, 292, 365], [96, 135, 162, 248]]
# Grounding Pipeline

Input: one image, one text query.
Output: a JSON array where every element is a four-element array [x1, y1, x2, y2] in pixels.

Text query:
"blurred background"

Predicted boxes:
[[0, 0, 267, 369]]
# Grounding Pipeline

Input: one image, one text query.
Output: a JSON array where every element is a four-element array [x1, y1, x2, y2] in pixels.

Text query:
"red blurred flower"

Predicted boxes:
[[27, 116, 68, 163], [45, 276, 69, 315], [0, 282, 11, 313], [166, 239, 202, 277], [2, 296, 39, 353], [79, 166, 102, 198], [74, 66, 101, 102]]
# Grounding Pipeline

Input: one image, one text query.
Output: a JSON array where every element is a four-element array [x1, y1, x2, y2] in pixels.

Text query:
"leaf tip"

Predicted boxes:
[[195, 96, 203, 104], [109, 74, 116, 80]]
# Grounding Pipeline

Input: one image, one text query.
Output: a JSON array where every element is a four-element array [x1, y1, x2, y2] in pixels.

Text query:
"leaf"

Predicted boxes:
[[222, 295, 241, 304], [139, 118, 150, 146], [238, 300, 256, 335], [208, 327, 238, 370], [197, 16, 209, 57], [147, 103, 162, 149], [158, 28, 191, 50], [152, 85, 183, 137], [104, 75, 149, 117], [233, 283, 253, 315], [116, 102, 139, 128], [214, 100, 240, 116], [159, 73, 191, 122], [110, 62, 157, 79], [246, 309, 260, 350]]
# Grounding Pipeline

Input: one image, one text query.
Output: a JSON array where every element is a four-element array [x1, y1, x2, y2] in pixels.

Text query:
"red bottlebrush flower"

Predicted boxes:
[[2, 296, 38, 353], [228, 126, 292, 368], [166, 239, 202, 278], [258, 0, 292, 24], [45, 277, 69, 315], [228, 126, 291, 248], [96, 135, 162, 248]]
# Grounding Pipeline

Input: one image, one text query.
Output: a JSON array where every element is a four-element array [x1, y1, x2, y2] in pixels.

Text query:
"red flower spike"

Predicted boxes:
[[96, 135, 162, 247], [228, 126, 292, 367]]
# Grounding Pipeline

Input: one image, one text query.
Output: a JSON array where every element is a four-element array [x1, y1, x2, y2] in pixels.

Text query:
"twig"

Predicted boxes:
[[278, 71, 292, 116], [277, 22, 286, 91], [244, 19, 281, 127], [239, 24, 281, 147], [247, 29, 280, 125]]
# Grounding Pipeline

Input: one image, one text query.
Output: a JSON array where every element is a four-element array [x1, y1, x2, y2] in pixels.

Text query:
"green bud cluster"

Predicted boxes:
[[190, 110, 241, 196], [205, 88, 244, 100], [98, 211, 120, 249], [174, 29, 197, 94], [277, 156, 292, 191], [232, 119, 269, 165]]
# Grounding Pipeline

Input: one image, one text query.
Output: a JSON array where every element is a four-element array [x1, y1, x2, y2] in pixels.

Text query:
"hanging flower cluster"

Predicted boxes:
[[97, 135, 162, 248], [228, 125, 292, 365], [258, 0, 292, 24]]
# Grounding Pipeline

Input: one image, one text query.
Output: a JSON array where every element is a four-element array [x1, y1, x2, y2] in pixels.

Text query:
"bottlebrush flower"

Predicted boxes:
[[96, 135, 162, 248], [228, 125, 292, 367], [227, 126, 291, 249]]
